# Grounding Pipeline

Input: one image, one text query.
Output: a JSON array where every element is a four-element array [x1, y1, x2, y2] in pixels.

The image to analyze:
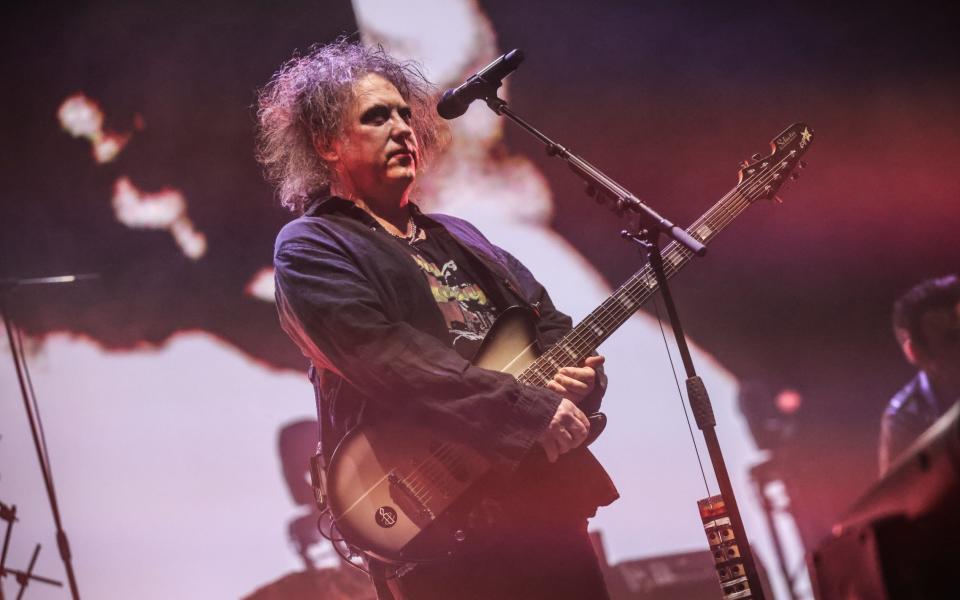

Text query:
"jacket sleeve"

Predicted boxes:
[[497, 248, 608, 415], [274, 233, 561, 474]]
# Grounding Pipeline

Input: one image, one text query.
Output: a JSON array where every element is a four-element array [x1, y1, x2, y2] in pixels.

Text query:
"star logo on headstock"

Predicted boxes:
[[801, 127, 812, 144]]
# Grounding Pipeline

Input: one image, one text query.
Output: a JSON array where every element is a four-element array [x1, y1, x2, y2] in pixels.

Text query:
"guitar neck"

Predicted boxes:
[[516, 179, 760, 388]]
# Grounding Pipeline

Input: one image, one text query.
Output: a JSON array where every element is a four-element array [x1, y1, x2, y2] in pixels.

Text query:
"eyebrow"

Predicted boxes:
[[359, 102, 411, 122]]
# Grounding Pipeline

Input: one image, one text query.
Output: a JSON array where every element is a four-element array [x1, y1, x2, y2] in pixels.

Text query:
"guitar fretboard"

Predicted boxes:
[[515, 150, 796, 388]]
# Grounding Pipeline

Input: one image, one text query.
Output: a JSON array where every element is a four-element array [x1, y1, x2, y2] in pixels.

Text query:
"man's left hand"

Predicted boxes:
[[546, 355, 605, 406]]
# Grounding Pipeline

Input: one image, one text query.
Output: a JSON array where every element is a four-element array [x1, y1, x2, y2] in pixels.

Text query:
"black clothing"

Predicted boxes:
[[273, 196, 617, 512], [399, 219, 502, 359], [273, 197, 618, 599], [879, 370, 952, 474]]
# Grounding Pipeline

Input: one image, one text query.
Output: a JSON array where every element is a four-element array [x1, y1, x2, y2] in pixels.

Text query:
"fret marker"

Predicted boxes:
[[591, 324, 604, 337], [668, 253, 682, 266], [696, 224, 712, 240], [621, 297, 634, 310], [563, 345, 575, 358], [645, 276, 657, 289]]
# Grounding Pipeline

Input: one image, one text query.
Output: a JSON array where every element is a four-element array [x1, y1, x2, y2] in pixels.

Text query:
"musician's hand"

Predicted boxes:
[[546, 355, 605, 405], [538, 398, 590, 463]]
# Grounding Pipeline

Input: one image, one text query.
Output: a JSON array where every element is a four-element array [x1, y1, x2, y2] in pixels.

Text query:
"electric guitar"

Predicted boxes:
[[324, 122, 815, 563]]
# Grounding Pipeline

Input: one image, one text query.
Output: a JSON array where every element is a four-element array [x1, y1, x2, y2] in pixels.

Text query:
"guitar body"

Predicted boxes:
[[326, 307, 601, 563]]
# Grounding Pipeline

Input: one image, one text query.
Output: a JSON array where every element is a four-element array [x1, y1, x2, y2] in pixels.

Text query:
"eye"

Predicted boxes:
[[360, 106, 389, 125], [399, 106, 412, 123]]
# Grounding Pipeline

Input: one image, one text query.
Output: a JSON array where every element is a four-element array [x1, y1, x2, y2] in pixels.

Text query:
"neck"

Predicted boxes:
[[927, 370, 960, 404], [332, 182, 413, 233]]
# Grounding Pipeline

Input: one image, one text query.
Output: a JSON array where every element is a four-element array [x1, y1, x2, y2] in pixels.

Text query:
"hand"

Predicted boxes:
[[546, 355, 605, 405], [537, 398, 590, 463]]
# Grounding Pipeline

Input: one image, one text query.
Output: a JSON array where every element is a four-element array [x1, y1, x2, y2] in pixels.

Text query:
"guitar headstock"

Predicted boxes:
[[737, 122, 814, 203]]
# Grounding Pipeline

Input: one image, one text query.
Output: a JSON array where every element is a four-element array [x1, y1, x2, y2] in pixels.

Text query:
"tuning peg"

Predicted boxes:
[[799, 160, 807, 169], [790, 172, 800, 180], [740, 159, 750, 168], [751, 153, 763, 160], [774, 195, 784, 204]]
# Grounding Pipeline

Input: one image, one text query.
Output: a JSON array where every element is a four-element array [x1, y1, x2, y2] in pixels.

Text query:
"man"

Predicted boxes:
[[257, 40, 618, 599], [879, 275, 960, 475]]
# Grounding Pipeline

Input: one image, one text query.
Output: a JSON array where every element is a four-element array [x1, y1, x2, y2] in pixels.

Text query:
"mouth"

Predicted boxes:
[[387, 147, 417, 165]]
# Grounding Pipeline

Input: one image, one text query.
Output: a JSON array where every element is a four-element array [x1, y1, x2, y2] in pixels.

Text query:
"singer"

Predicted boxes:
[[257, 38, 618, 600]]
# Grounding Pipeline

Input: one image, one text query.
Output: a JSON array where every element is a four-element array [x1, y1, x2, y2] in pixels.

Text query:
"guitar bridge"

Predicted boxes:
[[388, 473, 436, 527]]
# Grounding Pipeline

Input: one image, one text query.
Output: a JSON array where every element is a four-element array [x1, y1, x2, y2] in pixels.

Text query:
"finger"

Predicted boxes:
[[554, 429, 574, 454], [554, 373, 589, 393], [565, 405, 590, 430], [551, 434, 571, 459], [570, 427, 588, 447], [559, 366, 594, 382], [546, 381, 567, 395], [542, 438, 559, 463], [564, 421, 588, 447], [583, 355, 605, 368]]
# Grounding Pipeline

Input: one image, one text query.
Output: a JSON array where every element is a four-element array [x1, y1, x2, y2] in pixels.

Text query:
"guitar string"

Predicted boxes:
[[543, 165, 778, 362], [402, 442, 459, 499], [520, 150, 798, 383], [391, 146, 801, 502], [398, 434, 469, 502]]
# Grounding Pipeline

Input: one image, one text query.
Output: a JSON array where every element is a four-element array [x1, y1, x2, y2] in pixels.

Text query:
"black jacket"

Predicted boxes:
[[273, 197, 617, 515]]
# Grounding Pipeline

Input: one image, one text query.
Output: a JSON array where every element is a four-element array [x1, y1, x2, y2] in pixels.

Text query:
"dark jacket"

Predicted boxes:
[[879, 370, 949, 475], [274, 197, 617, 515]]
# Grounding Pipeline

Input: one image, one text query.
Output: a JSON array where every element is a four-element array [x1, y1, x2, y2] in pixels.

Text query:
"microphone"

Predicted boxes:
[[436, 49, 525, 120]]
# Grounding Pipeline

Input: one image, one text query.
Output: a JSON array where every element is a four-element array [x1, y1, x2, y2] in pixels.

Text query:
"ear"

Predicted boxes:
[[314, 136, 340, 163], [900, 335, 919, 366]]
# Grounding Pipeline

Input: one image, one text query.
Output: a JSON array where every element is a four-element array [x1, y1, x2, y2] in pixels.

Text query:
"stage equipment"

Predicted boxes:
[[1, 274, 99, 600], [436, 49, 524, 119], [0, 501, 64, 600], [749, 459, 802, 600], [809, 402, 960, 599], [434, 54, 815, 598]]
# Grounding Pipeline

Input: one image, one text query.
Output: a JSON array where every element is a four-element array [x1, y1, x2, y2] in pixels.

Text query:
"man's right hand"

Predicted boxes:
[[538, 398, 590, 463]]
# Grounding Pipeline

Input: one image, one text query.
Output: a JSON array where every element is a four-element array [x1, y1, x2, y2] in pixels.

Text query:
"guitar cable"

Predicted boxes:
[[651, 295, 712, 498]]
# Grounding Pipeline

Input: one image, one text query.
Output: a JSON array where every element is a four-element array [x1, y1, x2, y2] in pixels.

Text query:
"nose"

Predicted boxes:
[[390, 113, 414, 140]]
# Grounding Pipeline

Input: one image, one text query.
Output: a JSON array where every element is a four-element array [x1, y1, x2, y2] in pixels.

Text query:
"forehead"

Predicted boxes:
[[348, 73, 407, 111]]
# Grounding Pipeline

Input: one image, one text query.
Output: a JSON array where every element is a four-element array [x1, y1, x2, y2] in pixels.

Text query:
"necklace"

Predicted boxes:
[[383, 216, 423, 244]]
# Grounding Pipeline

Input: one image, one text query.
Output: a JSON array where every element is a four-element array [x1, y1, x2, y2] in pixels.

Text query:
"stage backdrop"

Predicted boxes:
[[2, 1, 958, 599]]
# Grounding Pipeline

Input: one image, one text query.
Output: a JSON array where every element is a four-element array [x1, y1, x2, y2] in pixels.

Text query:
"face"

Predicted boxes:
[[918, 301, 960, 379], [322, 73, 419, 203]]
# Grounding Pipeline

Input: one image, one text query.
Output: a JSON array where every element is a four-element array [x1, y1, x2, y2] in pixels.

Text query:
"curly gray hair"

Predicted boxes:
[[255, 38, 445, 214]]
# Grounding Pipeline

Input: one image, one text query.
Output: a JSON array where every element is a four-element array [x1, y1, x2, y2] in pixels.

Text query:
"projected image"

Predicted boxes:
[[1, 1, 957, 599]]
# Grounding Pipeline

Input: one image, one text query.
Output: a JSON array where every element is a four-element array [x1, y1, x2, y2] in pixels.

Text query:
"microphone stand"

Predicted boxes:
[[1, 274, 98, 600], [474, 90, 766, 598]]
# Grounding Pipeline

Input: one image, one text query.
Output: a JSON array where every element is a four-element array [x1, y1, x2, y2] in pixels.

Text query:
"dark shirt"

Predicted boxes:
[[879, 371, 951, 474], [399, 219, 502, 359], [273, 197, 618, 516]]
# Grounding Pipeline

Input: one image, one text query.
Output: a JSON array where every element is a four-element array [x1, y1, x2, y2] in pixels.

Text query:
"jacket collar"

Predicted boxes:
[[305, 195, 444, 230]]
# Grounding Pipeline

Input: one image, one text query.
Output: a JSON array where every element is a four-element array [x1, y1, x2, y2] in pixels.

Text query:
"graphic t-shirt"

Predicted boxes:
[[399, 228, 500, 359]]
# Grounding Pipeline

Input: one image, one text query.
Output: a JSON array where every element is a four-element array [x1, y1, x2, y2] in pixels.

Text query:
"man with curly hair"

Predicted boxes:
[[879, 274, 960, 475], [259, 39, 617, 599]]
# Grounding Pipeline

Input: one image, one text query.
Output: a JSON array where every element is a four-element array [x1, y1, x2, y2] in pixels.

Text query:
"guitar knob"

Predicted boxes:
[[790, 172, 800, 180], [454, 529, 467, 542]]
